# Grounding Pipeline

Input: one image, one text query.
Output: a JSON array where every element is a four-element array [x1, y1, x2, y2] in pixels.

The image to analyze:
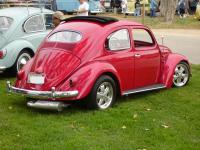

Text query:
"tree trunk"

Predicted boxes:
[[160, 0, 178, 22]]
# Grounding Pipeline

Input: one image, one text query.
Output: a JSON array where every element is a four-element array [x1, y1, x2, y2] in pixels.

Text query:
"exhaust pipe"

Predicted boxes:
[[27, 101, 70, 111]]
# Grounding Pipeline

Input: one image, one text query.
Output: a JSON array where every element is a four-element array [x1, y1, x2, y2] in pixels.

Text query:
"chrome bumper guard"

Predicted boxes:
[[6, 81, 78, 99]]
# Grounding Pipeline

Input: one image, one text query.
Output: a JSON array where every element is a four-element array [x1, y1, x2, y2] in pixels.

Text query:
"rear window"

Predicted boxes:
[[48, 31, 82, 43], [0, 16, 13, 32]]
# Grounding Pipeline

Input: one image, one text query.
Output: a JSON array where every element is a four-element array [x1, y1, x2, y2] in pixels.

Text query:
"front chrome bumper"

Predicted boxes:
[[6, 81, 78, 99]]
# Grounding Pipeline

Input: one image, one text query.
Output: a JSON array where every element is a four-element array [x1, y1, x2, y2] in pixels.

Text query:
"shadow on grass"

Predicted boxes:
[[10, 96, 92, 116], [117, 89, 166, 104], [9, 89, 167, 116], [0, 71, 16, 80]]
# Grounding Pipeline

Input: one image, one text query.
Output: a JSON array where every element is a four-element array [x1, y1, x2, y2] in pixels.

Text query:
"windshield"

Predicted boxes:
[[0, 16, 13, 32], [48, 31, 82, 43]]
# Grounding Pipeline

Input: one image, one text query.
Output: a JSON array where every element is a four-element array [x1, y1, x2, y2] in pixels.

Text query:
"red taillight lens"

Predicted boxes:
[[0, 50, 7, 59], [17, 70, 25, 80], [0, 51, 3, 59]]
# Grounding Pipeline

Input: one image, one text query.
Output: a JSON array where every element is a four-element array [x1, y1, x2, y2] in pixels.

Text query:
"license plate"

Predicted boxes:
[[28, 73, 45, 85]]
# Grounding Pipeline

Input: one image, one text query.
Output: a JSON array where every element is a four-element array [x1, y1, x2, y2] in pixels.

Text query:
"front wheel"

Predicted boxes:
[[86, 75, 117, 110], [173, 62, 190, 87]]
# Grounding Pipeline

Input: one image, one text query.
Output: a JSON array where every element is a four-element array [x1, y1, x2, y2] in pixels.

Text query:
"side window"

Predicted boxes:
[[132, 29, 154, 48], [24, 15, 45, 33], [44, 14, 54, 30], [106, 29, 130, 51]]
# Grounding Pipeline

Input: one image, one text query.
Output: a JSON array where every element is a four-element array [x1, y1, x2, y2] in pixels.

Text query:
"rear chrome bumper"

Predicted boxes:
[[6, 81, 78, 99], [0, 66, 6, 73]]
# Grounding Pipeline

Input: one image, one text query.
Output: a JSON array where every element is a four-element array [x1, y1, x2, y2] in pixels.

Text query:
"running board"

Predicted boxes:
[[122, 84, 166, 95]]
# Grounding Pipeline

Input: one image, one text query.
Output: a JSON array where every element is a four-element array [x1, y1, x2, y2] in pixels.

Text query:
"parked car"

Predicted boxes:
[[7, 16, 191, 111], [55, 0, 103, 15], [0, 7, 54, 73]]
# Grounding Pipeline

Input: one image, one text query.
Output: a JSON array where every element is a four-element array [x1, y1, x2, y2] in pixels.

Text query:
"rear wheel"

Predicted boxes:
[[12, 50, 32, 74], [173, 62, 190, 87], [86, 75, 117, 110]]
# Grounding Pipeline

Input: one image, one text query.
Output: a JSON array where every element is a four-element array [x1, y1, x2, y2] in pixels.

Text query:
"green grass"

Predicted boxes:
[[0, 65, 200, 150], [98, 14, 200, 29]]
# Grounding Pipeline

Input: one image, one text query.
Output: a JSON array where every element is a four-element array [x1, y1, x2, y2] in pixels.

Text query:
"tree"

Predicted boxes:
[[160, 0, 179, 22]]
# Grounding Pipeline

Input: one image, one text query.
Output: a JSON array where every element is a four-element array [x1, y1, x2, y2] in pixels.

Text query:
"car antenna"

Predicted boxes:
[[161, 35, 165, 52], [39, 0, 43, 13], [26, 1, 30, 16]]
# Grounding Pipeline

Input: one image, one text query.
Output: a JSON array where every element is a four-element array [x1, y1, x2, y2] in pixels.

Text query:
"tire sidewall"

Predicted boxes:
[[12, 50, 32, 74], [88, 75, 117, 110], [173, 61, 190, 87]]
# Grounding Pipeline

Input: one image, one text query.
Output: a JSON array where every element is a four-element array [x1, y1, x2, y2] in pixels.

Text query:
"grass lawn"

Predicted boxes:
[[96, 14, 200, 29], [0, 65, 200, 150]]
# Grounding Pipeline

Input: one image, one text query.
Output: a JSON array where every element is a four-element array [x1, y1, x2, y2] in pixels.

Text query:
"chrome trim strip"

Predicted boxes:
[[122, 84, 166, 95], [6, 81, 78, 99]]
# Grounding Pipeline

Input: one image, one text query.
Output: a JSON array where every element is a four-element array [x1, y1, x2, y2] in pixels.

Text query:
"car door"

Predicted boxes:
[[104, 28, 135, 91], [131, 27, 161, 88], [22, 14, 50, 52]]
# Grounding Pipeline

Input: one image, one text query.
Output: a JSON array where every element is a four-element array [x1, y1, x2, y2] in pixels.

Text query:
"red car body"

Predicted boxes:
[[7, 16, 190, 110]]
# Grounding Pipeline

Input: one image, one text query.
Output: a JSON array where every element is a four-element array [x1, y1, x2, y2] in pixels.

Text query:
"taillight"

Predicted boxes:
[[17, 70, 25, 80], [0, 49, 7, 59]]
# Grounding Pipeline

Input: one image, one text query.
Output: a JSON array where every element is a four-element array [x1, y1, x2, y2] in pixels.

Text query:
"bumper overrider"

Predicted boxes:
[[6, 81, 79, 99]]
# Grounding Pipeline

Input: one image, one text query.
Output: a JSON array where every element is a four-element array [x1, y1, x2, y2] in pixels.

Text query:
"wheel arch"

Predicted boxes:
[[162, 53, 190, 88], [100, 72, 122, 97], [20, 47, 35, 57], [2, 40, 36, 68], [58, 61, 123, 100]]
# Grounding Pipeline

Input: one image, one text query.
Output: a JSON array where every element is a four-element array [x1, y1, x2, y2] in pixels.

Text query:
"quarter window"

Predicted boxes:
[[24, 15, 45, 33], [107, 29, 130, 51], [0, 16, 13, 32], [48, 31, 82, 43], [132, 29, 154, 48]]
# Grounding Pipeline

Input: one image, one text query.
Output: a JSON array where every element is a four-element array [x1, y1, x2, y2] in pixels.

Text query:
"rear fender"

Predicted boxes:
[[58, 61, 122, 100], [1, 40, 35, 68]]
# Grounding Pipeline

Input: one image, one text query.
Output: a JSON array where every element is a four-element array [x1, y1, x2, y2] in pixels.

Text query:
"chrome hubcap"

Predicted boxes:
[[17, 53, 31, 72], [173, 64, 189, 87], [96, 82, 113, 109]]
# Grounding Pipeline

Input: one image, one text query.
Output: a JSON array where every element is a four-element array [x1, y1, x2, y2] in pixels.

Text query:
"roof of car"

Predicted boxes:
[[63, 16, 119, 24], [0, 7, 53, 19], [56, 17, 143, 36], [62, 16, 142, 26]]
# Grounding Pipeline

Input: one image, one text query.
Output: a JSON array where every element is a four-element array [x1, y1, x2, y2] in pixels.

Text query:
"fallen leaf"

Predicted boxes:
[[144, 128, 150, 131], [146, 108, 151, 111], [133, 113, 138, 119], [161, 124, 169, 129], [122, 125, 126, 129]]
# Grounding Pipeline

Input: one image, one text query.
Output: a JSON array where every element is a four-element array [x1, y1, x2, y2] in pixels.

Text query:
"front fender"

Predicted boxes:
[[0, 40, 35, 68], [162, 53, 190, 88], [58, 61, 122, 100]]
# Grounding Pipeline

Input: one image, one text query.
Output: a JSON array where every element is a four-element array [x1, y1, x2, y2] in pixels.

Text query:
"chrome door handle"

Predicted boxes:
[[134, 54, 141, 58]]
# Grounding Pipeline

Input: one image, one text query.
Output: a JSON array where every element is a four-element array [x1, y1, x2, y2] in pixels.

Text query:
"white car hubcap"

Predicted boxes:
[[173, 64, 189, 87], [96, 82, 113, 109], [17, 53, 31, 72]]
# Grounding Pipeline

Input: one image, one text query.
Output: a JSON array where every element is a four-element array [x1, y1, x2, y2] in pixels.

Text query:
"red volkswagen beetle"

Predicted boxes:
[[7, 16, 191, 111]]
